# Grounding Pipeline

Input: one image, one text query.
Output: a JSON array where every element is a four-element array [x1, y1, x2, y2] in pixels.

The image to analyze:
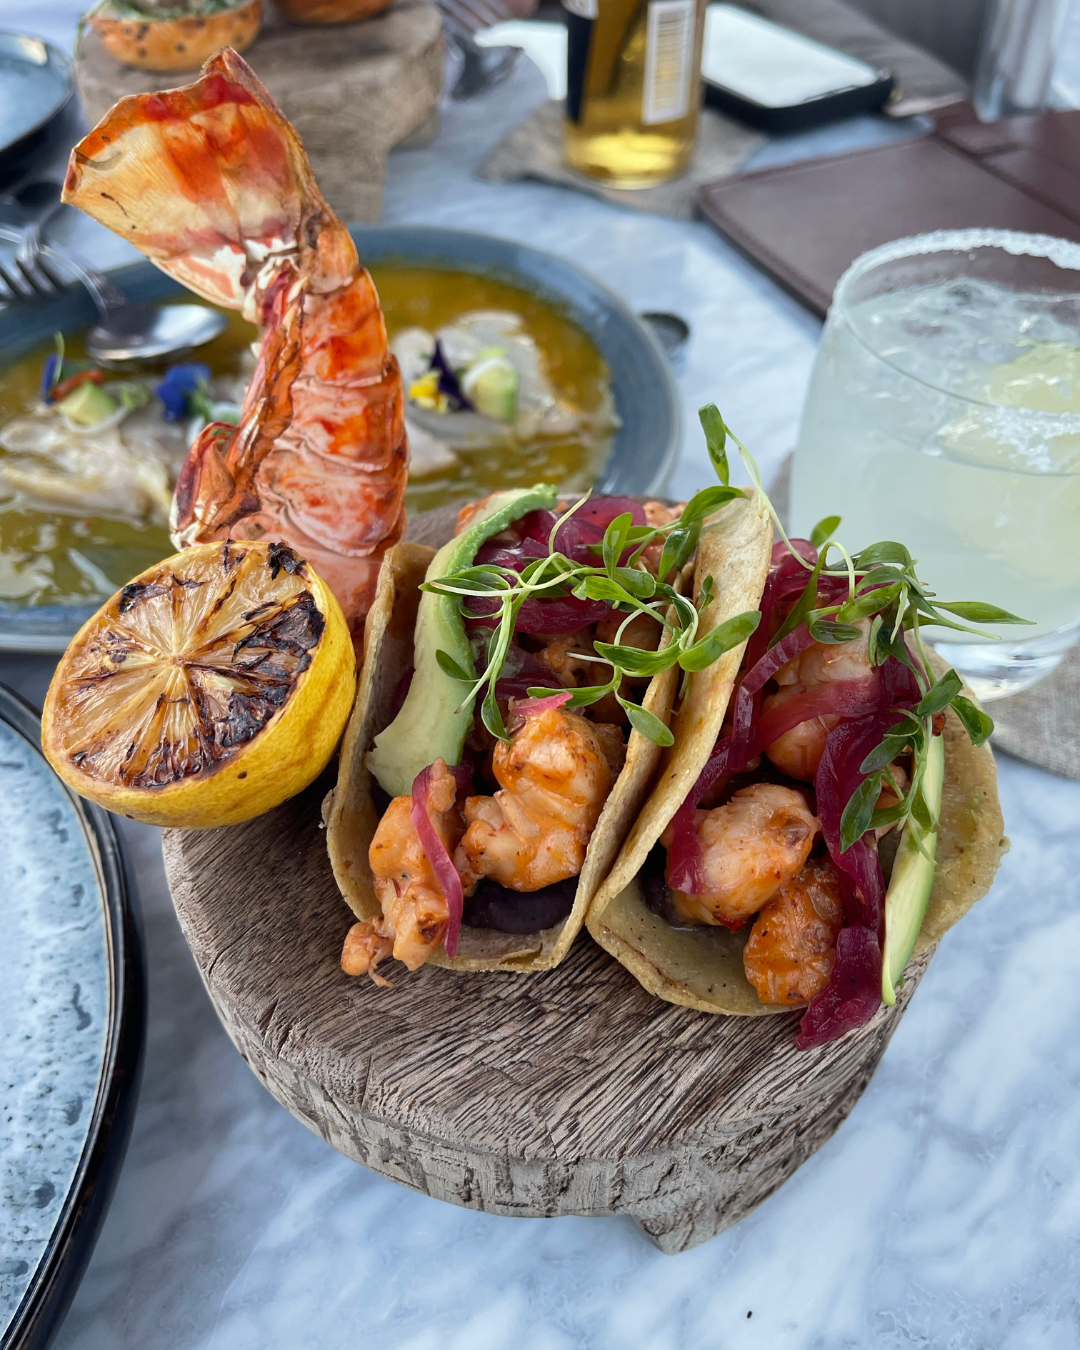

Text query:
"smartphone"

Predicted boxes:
[[701, 4, 893, 132]]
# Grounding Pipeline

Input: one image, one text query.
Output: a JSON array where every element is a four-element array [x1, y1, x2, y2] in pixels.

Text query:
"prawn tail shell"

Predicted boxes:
[[170, 421, 241, 542], [65, 49, 403, 634], [325, 522, 679, 974]]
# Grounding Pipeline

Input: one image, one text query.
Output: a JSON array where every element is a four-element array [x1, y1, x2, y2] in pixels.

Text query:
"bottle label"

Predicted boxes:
[[642, 0, 695, 125]]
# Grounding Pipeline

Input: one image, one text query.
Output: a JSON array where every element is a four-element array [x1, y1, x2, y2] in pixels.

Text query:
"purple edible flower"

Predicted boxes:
[[156, 363, 211, 421], [431, 340, 474, 412], [41, 352, 61, 402]]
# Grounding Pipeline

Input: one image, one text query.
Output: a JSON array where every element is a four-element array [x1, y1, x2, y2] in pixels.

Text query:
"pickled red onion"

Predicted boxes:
[[491, 643, 554, 700], [795, 926, 883, 1050], [474, 539, 548, 571], [411, 765, 464, 959], [466, 496, 652, 633], [778, 538, 817, 567], [752, 674, 885, 751], [574, 496, 648, 528], [520, 498, 647, 563], [511, 690, 573, 719], [465, 595, 616, 633], [794, 704, 918, 1047], [449, 761, 474, 795]]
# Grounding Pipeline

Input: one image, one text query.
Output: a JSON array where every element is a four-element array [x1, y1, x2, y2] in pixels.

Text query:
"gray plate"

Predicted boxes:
[[0, 685, 143, 1350], [0, 33, 74, 176], [0, 225, 681, 651]]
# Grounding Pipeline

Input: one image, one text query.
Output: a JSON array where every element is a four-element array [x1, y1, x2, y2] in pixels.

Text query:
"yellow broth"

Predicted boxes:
[[372, 265, 616, 514], [0, 310, 257, 608], [0, 269, 614, 609]]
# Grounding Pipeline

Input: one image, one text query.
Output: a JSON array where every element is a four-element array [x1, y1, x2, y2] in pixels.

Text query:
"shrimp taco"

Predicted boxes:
[[586, 407, 1016, 1048], [326, 480, 771, 980]]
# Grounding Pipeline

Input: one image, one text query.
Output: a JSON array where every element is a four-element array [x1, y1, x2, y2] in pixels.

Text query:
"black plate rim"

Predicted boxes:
[[0, 683, 145, 1350], [0, 32, 76, 160]]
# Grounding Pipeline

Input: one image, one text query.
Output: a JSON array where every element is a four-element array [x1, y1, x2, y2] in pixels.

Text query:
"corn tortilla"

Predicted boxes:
[[325, 535, 681, 972], [585, 517, 1008, 1014]]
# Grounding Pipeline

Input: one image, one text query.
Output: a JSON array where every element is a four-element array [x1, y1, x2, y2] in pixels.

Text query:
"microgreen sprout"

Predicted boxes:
[[695, 402, 1030, 856], [423, 400, 1030, 865], [423, 477, 756, 747]]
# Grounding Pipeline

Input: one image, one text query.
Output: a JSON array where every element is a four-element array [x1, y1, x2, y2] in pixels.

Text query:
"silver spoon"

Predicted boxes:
[[15, 179, 228, 368], [84, 295, 229, 368], [641, 311, 690, 365]]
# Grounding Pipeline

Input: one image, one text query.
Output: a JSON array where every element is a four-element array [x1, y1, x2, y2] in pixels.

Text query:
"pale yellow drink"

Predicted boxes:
[[563, 0, 705, 187], [792, 268, 1080, 697]]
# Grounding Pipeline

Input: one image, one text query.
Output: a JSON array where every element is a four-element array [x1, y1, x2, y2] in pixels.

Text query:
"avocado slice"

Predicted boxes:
[[881, 732, 945, 1005], [462, 356, 519, 422], [366, 484, 559, 798], [58, 381, 118, 427]]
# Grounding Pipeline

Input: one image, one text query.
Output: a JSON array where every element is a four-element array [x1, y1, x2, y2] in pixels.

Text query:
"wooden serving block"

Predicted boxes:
[[161, 504, 933, 1253]]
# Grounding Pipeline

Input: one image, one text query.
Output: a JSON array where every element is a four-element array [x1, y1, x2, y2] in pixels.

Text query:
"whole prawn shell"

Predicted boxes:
[[585, 494, 1008, 1016], [324, 539, 683, 973], [62, 49, 407, 633]]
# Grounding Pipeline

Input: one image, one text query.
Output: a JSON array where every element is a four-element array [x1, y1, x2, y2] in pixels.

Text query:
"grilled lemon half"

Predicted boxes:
[[42, 540, 355, 829]]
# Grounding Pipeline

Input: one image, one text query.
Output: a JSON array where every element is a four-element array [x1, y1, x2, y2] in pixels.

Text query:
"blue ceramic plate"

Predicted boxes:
[[0, 225, 680, 651], [0, 685, 143, 1350]]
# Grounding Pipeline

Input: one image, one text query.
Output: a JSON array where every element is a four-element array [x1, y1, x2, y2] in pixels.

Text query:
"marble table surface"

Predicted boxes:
[[4, 8, 1080, 1346]]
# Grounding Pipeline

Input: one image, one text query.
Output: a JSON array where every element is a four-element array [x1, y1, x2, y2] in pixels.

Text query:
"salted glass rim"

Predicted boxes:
[[831, 228, 1080, 415]]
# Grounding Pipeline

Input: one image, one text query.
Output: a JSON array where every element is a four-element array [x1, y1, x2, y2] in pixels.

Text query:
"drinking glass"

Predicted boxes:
[[974, 0, 1073, 119], [791, 229, 1080, 701]]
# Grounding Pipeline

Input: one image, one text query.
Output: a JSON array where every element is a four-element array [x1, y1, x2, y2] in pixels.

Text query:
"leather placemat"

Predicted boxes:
[[698, 107, 1080, 317]]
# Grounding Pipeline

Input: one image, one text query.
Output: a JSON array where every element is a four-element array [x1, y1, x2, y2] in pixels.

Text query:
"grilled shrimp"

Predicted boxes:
[[340, 921, 395, 987], [62, 50, 407, 640], [343, 759, 462, 980], [594, 610, 662, 676], [661, 783, 819, 928], [536, 633, 600, 688], [762, 622, 873, 780], [589, 721, 628, 779], [455, 705, 613, 893], [742, 855, 844, 1005], [536, 615, 658, 726]]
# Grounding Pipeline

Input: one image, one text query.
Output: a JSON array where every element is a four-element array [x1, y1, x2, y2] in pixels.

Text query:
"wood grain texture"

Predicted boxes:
[[74, 0, 442, 223], [161, 497, 933, 1252], [163, 782, 931, 1254]]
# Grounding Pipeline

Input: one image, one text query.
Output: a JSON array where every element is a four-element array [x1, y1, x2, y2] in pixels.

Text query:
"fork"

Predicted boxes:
[[0, 227, 64, 302], [0, 223, 128, 317], [0, 218, 227, 366], [436, 0, 522, 99]]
